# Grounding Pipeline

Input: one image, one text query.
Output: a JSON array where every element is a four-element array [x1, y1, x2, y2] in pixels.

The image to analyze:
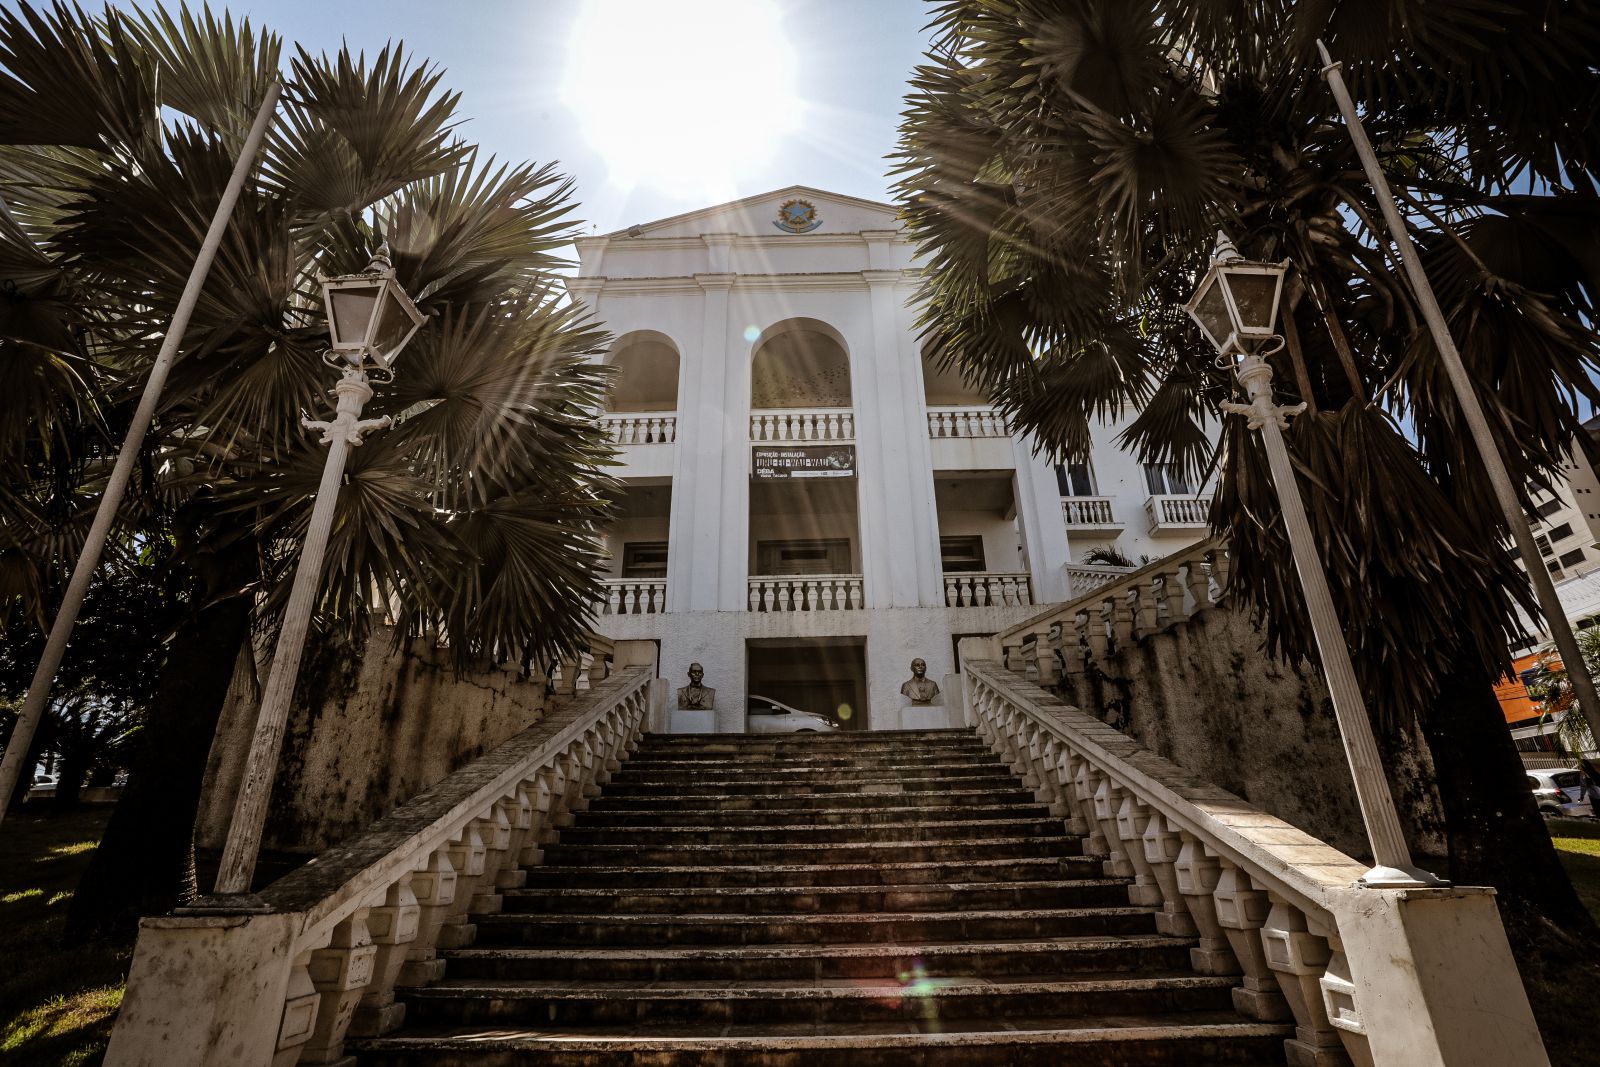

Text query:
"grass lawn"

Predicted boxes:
[[1550, 815, 1600, 921], [0, 806, 126, 1067]]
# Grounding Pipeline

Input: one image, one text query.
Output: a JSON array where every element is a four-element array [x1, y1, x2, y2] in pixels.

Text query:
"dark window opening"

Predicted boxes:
[[940, 535, 988, 573], [621, 542, 669, 579]]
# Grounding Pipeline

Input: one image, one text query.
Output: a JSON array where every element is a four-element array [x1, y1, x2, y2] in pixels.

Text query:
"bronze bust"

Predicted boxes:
[[676, 662, 716, 710], [900, 658, 940, 704]]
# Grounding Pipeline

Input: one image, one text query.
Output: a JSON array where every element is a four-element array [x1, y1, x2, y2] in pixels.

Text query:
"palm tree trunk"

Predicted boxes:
[[1425, 646, 1593, 928], [65, 542, 256, 942]]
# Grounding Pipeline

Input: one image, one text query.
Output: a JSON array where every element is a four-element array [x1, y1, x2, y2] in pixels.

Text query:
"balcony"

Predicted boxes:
[[1146, 493, 1210, 532], [601, 412, 677, 445], [927, 405, 1009, 439], [748, 575, 864, 612], [750, 408, 855, 443], [943, 571, 1034, 609], [1060, 496, 1122, 536], [597, 578, 666, 616]]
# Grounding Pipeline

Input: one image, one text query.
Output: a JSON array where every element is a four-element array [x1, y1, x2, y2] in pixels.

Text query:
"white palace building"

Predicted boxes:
[[572, 187, 1211, 732]]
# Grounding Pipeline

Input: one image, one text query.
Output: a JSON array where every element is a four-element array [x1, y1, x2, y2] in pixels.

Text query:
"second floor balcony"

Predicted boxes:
[[750, 408, 855, 443], [602, 412, 677, 445], [1060, 496, 1122, 536], [748, 574, 864, 612], [1146, 493, 1210, 532]]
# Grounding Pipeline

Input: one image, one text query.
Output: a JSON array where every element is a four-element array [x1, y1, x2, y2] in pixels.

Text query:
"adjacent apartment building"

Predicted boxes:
[[570, 187, 1210, 731]]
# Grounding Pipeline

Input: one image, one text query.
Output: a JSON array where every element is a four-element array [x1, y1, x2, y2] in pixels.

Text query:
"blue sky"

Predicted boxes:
[[174, 0, 934, 232]]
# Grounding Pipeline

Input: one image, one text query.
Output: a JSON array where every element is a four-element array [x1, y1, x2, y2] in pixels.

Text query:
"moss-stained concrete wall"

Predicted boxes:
[[1057, 606, 1445, 862], [198, 625, 547, 855]]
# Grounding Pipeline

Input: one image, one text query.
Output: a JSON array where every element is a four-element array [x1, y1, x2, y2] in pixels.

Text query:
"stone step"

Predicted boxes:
[[600, 774, 1025, 797], [541, 835, 1082, 868], [500, 879, 1128, 916], [439, 934, 1198, 983], [583, 787, 1039, 811], [608, 761, 1009, 782], [638, 728, 976, 748], [621, 749, 997, 769], [575, 802, 1051, 828], [471, 907, 1156, 947], [351, 1016, 1293, 1067], [520, 856, 1100, 890], [554, 817, 1066, 847], [399, 974, 1241, 1029]]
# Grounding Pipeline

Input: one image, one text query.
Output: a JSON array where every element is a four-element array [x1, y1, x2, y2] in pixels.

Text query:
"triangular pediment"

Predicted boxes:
[[603, 186, 902, 239]]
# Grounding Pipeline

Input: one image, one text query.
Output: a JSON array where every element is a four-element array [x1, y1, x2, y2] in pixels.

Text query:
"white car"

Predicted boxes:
[[1527, 769, 1592, 818], [747, 695, 840, 733]]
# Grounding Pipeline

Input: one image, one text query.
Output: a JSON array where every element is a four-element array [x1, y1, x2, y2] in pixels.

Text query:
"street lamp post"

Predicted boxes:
[[205, 244, 423, 901], [1188, 232, 1435, 887]]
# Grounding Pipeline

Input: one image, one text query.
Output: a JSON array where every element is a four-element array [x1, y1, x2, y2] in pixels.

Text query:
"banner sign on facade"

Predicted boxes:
[[752, 444, 856, 479]]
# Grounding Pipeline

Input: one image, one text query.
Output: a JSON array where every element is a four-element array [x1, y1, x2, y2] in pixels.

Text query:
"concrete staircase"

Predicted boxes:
[[352, 728, 1291, 1066]]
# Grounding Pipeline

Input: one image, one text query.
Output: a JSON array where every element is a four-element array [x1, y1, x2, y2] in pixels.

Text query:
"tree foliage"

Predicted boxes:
[[894, 0, 1600, 724], [0, 1, 618, 673]]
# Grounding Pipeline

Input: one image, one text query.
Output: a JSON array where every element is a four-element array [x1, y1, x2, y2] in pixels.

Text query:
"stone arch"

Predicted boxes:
[[749, 318, 852, 409], [606, 330, 681, 412]]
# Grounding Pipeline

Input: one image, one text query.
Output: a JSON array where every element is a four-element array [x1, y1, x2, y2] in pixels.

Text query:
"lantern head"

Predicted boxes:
[[1184, 231, 1288, 357], [319, 242, 425, 373]]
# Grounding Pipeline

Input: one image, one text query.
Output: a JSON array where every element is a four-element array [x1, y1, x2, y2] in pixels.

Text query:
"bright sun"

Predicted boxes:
[[563, 0, 801, 197]]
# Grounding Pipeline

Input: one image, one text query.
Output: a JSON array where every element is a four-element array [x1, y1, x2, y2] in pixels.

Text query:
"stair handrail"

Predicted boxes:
[[106, 660, 654, 1067]]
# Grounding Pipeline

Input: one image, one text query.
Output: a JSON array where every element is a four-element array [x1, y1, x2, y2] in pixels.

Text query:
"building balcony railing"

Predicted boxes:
[[926, 405, 1009, 439], [943, 571, 1034, 609], [750, 408, 854, 443], [1060, 496, 1122, 534], [748, 574, 864, 612], [1063, 562, 1136, 599], [1146, 493, 1209, 531], [601, 412, 677, 445], [597, 578, 666, 616]]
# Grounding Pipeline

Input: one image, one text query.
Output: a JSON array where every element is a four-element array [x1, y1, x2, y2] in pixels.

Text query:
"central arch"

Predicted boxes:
[[750, 318, 852, 409]]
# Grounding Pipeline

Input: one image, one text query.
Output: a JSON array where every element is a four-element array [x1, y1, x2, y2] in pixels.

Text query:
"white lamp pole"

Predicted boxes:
[[1190, 234, 1435, 887], [0, 82, 282, 826], [206, 244, 423, 900], [1317, 39, 1600, 753]]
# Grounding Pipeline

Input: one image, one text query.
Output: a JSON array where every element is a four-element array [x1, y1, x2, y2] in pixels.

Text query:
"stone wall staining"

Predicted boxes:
[[1056, 605, 1446, 862], [197, 624, 547, 855]]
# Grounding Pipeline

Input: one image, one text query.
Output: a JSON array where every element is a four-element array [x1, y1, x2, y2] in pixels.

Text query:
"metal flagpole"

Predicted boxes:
[[1317, 41, 1600, 750], [0, 82, 283, 824]]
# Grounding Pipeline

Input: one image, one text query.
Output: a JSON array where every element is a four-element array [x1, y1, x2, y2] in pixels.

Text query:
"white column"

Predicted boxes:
[[678, 271, 734, 611], [862, 267, 924, 607], [886, 269, 948, 607], [715, 269, 753, 612], [1012, 431, 1073, 602]]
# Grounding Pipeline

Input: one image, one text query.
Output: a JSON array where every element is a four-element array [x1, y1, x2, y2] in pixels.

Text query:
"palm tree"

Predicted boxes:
[[1527, 627, 1600, 757], [0, 3, 617, 936], [894, 1, 1600, 927]]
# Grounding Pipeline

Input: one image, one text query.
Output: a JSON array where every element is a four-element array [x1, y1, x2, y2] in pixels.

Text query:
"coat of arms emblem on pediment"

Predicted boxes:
[[774, 198, 821, 233]]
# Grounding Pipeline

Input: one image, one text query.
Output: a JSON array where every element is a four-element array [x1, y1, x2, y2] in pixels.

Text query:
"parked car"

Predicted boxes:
[[31, 773, 57, 788], [747, 695, 840, 733], [1527, 769, 1591, 817]]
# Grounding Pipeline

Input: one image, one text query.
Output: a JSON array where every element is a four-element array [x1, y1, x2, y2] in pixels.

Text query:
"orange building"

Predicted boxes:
[[1493, 650, 1547, 728]]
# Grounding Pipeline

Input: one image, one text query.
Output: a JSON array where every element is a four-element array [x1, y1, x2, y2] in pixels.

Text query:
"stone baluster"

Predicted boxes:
[[496, 784, 535, 892], [1047, 747, 1091, 836], [587, 653, 609, 690], [397, 849, 457, 987], [1066, 756, 1110, 865], [437, 819, 489, 948], [1175, 835, 1241, 976], [848, 581, 863, 609], [521, 767, 558, 864], [273, 952, 319, 1067], [554, 655, 580, 696], [1156, 568, 1186, 626], [1210, 861, 1291, 1023], [1089, 773, 1136, 879], [1262, 899, 1352, 1067], [1318, 936, 1375, 1067], [1184, 555, 1215, 611], [1031, 737, 1070, 822], [349, 876, 420, 1038], [1110, 589, 1136, 649], [1140, 813, 1198, 937], [1130, 580, 1158, 637], [1112, 792, 1163, 907], [1210, 548, 1232, 593], [1031, 628, 1061, 686], [605, 585, 620, 615], [299, 910, 377, 1065], [468, 801, 513, 914], [1090, 599, 1114, 661]]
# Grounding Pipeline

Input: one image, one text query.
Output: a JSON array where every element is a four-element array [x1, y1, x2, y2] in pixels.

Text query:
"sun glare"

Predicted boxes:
[[562, 0, 802, 198]]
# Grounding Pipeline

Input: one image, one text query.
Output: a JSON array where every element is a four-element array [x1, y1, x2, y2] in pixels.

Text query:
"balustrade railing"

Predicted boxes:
[[943, 571, 1034, 608], [1063, 562, 1136, 598], [1147, 493, 1210, 529], [747, 574, 863, 612], [999, 540, 1225, 687], [106, 648, 650, 1067], [1060, 496, 1118, 528], [926, 405, 1009, 438], [961, 657, 1372, 1065], [749, 408, 854, 442], [598, 578, 666, 616], [600, 412, 676, 445]]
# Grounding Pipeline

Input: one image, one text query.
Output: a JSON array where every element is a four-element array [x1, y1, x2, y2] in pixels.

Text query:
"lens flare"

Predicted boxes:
[[836, 703, 852, 721]]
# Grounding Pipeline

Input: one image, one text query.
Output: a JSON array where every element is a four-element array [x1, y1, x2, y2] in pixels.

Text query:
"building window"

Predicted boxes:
[[1534, 498, 1564, 519], [1560, 548, 1587, 569], [621, 542, 669, 579], [1055, 462, 1097, 497], [1143, 462, 1193, 496], [1548, 522, 1574, 542], [755, 539, 851, 576], [939, 536, 988, 573], [1536, 534, 1554, 556]]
